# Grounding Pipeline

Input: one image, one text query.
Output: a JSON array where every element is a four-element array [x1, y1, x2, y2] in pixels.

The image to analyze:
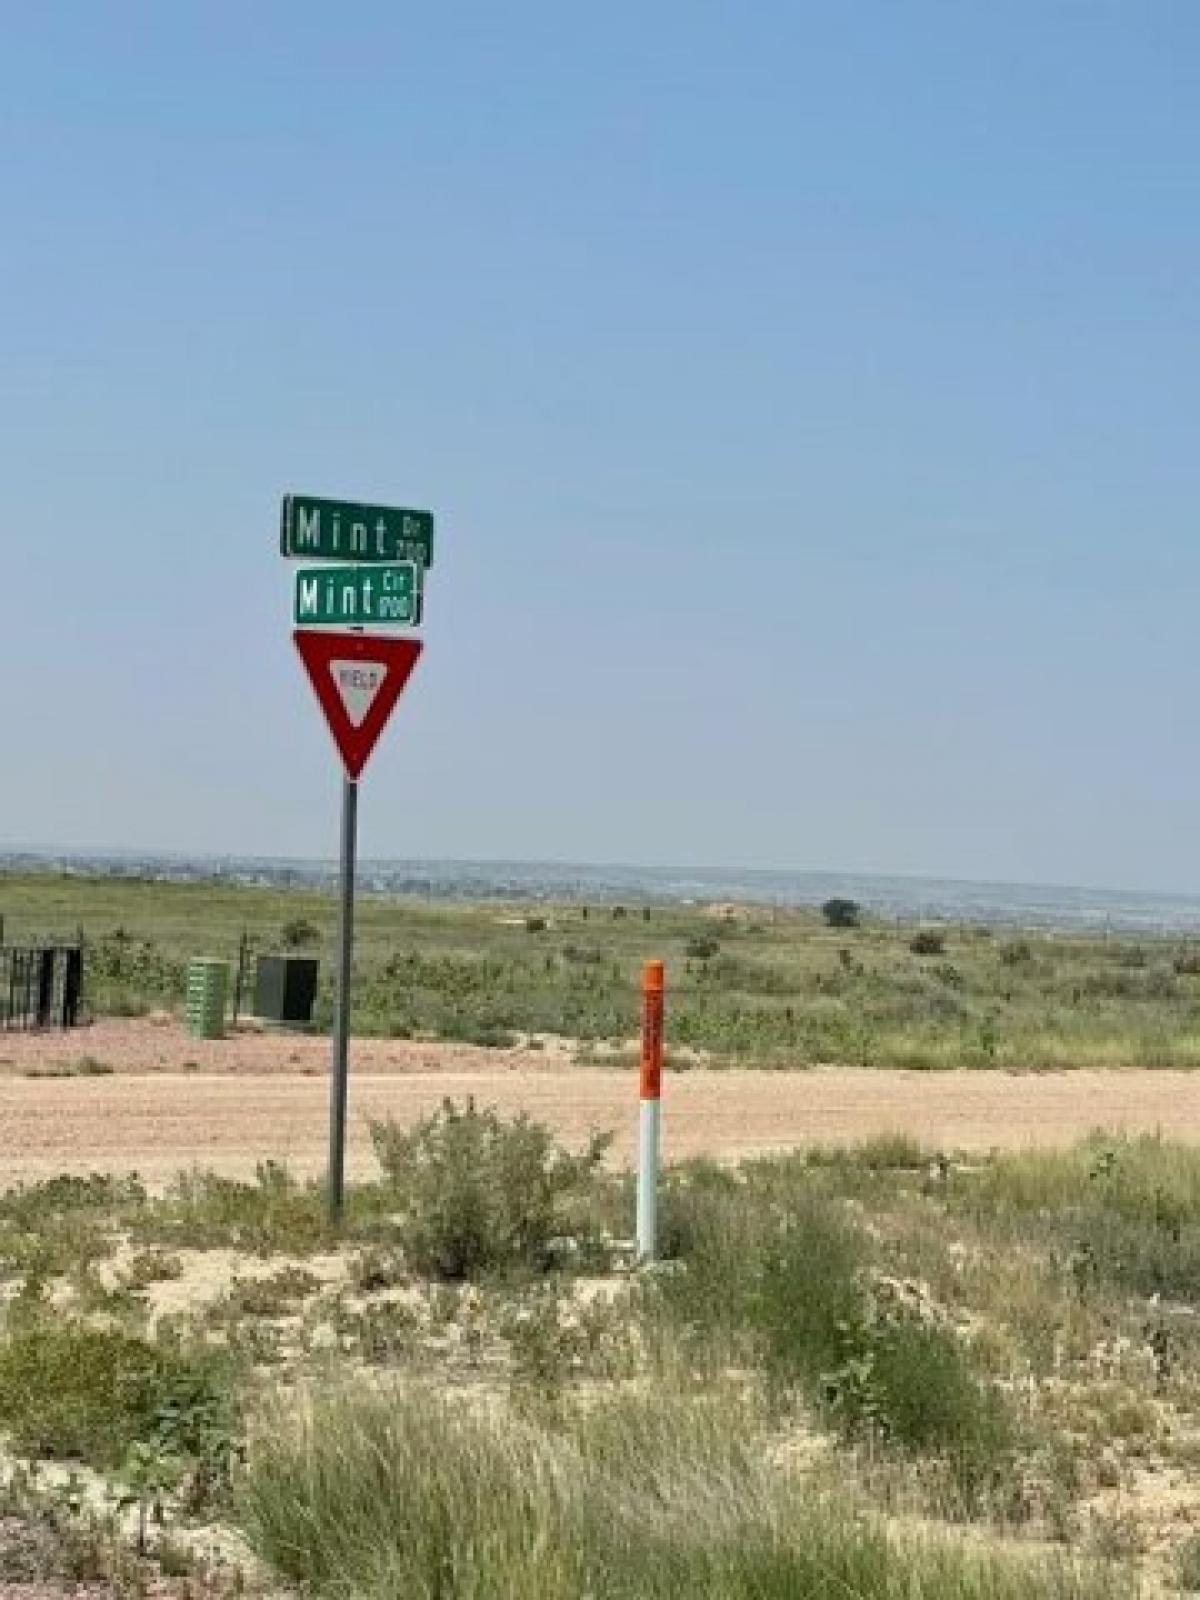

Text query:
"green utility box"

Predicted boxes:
[[254, 955, 319, 1027], [185, 957, 230, 1039]]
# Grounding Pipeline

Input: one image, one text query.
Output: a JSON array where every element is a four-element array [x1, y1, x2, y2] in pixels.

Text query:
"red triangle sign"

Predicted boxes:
[[294, 630, 424, 780]]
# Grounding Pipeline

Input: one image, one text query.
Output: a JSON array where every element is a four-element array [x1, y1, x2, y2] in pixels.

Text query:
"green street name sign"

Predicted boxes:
[[294, 562, 423, 628], [281, 494, 434, 568]]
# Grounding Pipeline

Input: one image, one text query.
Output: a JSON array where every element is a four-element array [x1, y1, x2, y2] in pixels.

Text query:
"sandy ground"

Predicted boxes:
[[0, 1015, 577, 1077], [0, 1020, 1198, 1183]]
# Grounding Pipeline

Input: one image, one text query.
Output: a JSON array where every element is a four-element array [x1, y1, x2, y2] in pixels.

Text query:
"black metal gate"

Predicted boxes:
[[0, 945, 83, 1030]]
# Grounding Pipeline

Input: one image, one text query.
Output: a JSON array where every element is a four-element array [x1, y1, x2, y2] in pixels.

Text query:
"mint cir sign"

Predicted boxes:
[[294, 562, 422, 627]]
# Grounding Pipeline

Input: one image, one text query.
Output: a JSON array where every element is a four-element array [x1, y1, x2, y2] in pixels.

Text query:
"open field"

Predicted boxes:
[[6, 1021, 1200, 1183], [8, 1115, 1200, 1594], [12, 874, 1200, 1594], [10, 870, 1200, 1068]]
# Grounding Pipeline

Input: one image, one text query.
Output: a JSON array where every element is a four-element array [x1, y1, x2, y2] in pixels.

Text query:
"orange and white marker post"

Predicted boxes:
[[637, 959, 665, 1262]]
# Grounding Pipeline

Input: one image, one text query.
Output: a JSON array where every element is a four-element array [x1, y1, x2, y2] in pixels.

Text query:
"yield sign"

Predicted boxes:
[[293, 630, 424, 780]]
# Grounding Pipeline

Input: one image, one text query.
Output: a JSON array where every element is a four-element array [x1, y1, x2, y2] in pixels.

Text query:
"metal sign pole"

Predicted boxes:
[[328, 773, 358, 1223]]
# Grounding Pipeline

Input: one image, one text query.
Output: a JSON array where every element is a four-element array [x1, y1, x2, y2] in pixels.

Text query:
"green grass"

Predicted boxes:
[[0, 1173, 140, 1282], [946, 1134, 1200, 1302], [0, 1306, 232, 1469], [647, 1162, 1014, 1506], [236, 1380, 1127, 1600], [130, 1161, 341, 1255], [10, 866, 1200, 1066]]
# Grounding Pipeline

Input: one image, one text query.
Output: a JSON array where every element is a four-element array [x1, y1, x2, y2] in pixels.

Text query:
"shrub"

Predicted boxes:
[[135, 1162, 330, 1255], [649, 1166, 1012, 1500], [841, 1299, 1013, 1494], [999, 939, 1032, 967], [686, 936, 720, 960], [434, 1016, 520, 1048], [280, 917, 320, 948], [1177, 1532, 1200, 1592], [525, 916, 548, 934], [0, 1172, 144, 1231], [561, 943, 603, 965], [0, 1309, 231, 1469], [805, 1133, 930, 1172], [370, 1099, 612, 1280], [910, 929, 947, 957], [822, 898, 861, 929]]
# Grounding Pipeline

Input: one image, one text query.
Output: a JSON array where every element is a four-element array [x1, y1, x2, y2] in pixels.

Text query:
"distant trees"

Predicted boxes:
[[821, 898, 861, 930]]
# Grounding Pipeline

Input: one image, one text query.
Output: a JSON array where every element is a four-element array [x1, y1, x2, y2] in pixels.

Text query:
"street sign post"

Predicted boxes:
[[283, 488, 431, 1225], [294, 562, 422, 627], [292, 628, 425, 1223], [281, 494, 434, 568]]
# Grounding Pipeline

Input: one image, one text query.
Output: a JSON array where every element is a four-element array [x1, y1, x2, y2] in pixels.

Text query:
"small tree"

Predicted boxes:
[[280, 917, 320, 949], [821, 898, 861, 930], [909, 929, 946, 957]]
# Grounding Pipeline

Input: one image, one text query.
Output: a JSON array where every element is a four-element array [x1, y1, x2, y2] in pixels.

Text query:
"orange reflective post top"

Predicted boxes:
[[640, 959, 665, 1101]]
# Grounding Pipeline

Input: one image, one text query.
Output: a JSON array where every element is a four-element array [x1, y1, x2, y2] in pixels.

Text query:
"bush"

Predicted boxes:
[[686, 936, 720, 960], [805, 1133, 930, 1172], [561, 943, 603, 965], [650, 1167, 1012, 1500], [525, 916, 548, 934], [0, 1309, 231, 1469], [370, 1099, 612, 1280], [821, 898, 861, 929], [999, 939, 1032, 967], [280, 917, 320, 948], [910, 929, 947, 957], [135, 1162, 330, 1255]]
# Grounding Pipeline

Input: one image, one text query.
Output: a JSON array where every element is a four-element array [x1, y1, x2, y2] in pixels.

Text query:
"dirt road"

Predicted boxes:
[[1, 1022, 1198, 1182]]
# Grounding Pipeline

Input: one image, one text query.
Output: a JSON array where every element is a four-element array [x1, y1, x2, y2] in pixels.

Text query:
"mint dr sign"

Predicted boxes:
[[294, 562, 422, 627], [281, 494, 434, 568]]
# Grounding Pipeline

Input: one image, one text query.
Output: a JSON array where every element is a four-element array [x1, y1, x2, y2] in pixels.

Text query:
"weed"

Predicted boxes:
[[370, 1098, 611, 1280], [23, 1053, 113, 1078], [328, 1295, 422, 1364], [214, 1265, 322, 1319], [806, 1132, 930, 1171], [135, 1161, 331, 1255], [125, 1248, 185, 1290], [1178, 1532, 1200, 1592], [0, 1307, 233, 1470]]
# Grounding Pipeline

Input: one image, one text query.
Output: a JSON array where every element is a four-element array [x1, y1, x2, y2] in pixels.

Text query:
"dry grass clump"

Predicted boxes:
[[237, 1379, 1125, 1600]]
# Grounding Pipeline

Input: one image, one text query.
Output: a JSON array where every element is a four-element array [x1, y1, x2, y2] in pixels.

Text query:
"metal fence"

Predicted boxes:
[[0, 945, 84, 1031]]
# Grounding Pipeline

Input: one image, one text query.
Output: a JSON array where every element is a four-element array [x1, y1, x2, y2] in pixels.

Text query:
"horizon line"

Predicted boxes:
[[5, 842, 1200, 909]]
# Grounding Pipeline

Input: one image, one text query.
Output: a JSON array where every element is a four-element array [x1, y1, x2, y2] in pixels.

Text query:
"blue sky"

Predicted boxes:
[[3, 3, 1199, 891]]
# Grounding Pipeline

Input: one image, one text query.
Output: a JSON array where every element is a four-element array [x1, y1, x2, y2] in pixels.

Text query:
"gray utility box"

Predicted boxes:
[[254, 955, 319, 1026]]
